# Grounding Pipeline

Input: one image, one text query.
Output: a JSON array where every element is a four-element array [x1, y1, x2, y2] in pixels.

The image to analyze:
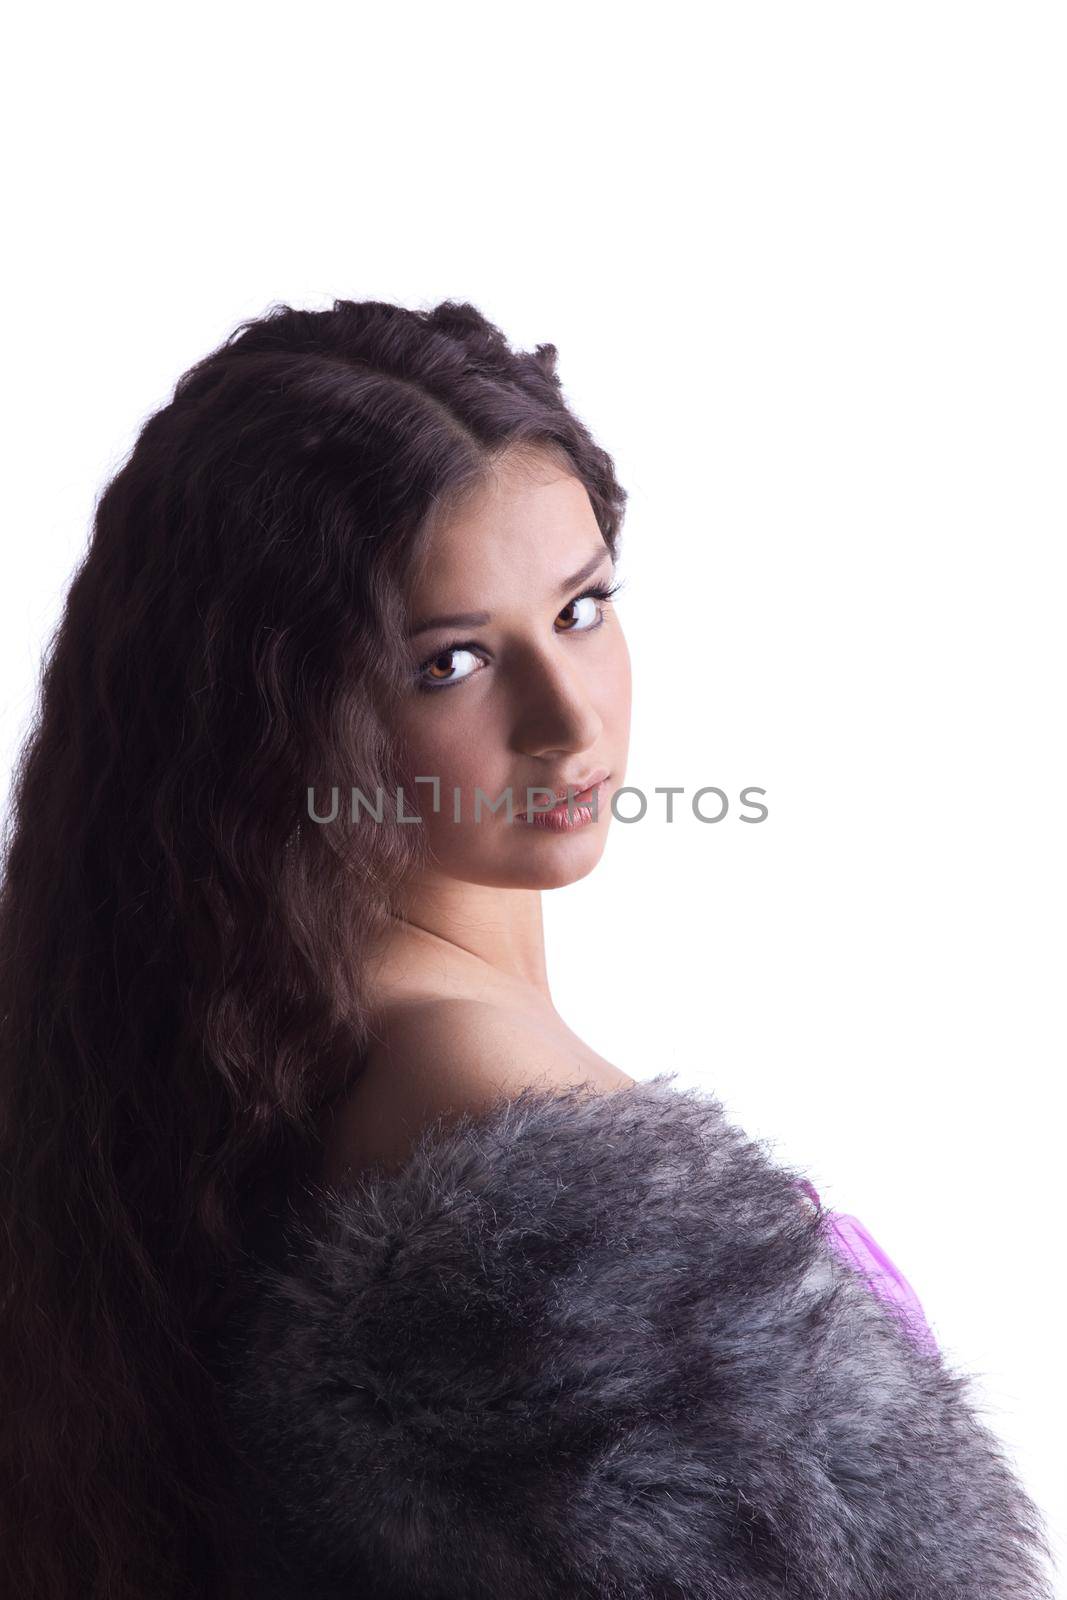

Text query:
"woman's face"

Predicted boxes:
[[390, 448, 632, 891]]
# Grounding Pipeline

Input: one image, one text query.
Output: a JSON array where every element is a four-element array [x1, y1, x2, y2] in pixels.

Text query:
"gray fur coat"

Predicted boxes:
[[212, 1072, 1053, 1598]]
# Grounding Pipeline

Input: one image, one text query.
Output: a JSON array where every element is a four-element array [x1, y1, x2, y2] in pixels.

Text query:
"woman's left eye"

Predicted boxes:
[[553, 579, 625, 636], [556, 593, 603, 632]]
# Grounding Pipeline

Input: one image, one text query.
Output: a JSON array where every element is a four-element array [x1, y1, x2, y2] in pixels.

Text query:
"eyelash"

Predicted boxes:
[[414, 579, 626, 694]]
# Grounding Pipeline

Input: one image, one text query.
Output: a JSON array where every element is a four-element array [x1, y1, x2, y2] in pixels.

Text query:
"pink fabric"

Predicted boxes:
[[796, 1179, 939, 1358]]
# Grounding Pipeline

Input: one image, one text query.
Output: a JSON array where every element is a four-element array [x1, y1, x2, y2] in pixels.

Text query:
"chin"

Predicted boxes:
[[448, 838, 607, 893], [515, 840, 609, 891]]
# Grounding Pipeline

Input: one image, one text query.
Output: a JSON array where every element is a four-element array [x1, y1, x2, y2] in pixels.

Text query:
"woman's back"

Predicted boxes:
[[317, 957, 634, 1188]]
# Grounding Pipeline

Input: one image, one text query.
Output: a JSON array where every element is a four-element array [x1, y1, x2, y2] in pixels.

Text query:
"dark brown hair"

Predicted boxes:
[[0, 298, 628, 1598]]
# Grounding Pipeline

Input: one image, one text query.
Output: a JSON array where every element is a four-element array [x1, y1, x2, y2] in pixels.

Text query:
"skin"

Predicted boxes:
[[319, 445, 636, 1184]]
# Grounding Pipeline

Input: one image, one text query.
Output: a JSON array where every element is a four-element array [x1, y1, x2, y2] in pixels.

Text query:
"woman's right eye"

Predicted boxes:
[[416, 646, 481, 692]]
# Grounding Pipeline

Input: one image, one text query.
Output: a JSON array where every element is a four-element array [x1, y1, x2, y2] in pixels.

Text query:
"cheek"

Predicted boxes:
[[394, 704, 492, 798], [606, 630, 633, 716], [394, 706, 507, 850]]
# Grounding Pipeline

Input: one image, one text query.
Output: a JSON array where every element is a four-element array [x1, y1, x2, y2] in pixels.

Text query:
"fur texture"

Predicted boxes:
[[212, 1073, 1053, 1598]]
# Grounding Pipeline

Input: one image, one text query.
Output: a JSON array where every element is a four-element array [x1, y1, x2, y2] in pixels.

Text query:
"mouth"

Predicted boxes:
[[516, 767, 611, 817]]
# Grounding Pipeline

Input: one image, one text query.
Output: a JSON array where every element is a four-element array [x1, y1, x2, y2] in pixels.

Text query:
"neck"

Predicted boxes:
[[386, 876, 554, 1002]]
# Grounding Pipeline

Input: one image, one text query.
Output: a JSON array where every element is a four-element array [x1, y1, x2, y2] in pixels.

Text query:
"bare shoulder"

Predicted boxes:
[[318, 997, 632, 1186]]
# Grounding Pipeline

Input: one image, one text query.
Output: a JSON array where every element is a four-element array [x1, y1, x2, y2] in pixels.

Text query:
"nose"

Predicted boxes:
[[510, 644, 603, 760]]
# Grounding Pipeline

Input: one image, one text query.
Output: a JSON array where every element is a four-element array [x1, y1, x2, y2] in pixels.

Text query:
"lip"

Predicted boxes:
[[516, 767, 611, 817]]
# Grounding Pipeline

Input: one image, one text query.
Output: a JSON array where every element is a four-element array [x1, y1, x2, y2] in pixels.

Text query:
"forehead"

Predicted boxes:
[[411, 450, 606, 606]]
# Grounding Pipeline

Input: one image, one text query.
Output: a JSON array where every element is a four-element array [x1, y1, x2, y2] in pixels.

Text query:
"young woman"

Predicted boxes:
[[0, 298, 1052, 1599]]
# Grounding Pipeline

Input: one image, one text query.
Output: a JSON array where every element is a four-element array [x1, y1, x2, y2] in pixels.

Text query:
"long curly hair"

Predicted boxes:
[[0, 297, 629, 1599]]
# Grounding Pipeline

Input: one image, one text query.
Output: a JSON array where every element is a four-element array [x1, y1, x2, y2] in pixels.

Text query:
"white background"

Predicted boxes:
[[3, 1, 1064, 1580]]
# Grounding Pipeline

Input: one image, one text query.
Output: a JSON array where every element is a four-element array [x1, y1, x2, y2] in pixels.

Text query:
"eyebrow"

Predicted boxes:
[[406, 545, 612, 638]]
